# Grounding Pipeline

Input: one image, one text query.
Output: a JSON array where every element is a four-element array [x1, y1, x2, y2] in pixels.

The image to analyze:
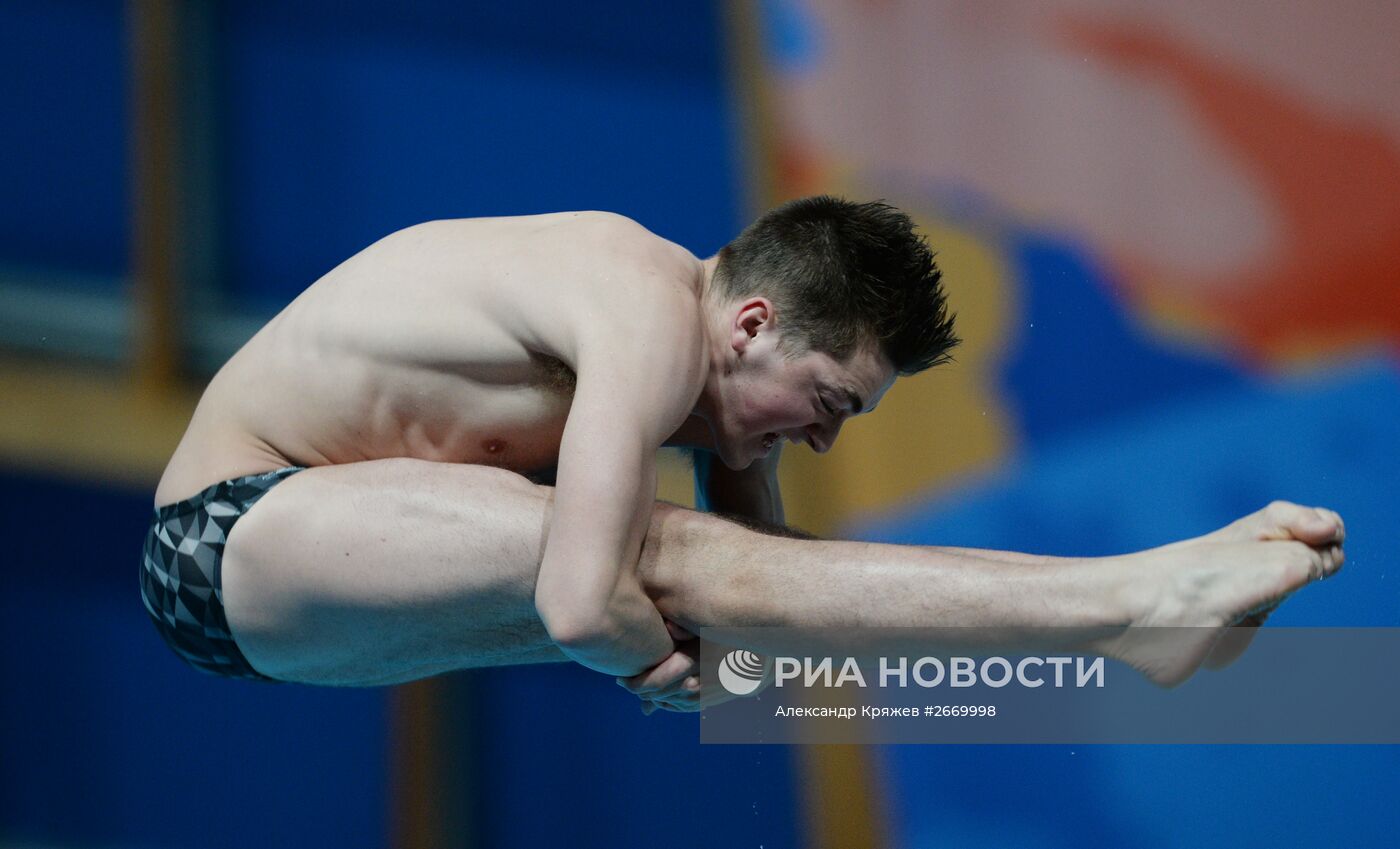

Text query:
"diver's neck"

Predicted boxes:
[[663, 414, 718, 453]]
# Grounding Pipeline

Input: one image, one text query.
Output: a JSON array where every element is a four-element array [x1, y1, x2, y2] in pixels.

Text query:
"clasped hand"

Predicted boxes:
[[615, 620, 771, 714]]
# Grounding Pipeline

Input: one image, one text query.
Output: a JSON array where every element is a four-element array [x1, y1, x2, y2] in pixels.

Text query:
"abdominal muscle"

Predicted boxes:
[[153, 340, 575, 508], [154, 288, 577, 506]]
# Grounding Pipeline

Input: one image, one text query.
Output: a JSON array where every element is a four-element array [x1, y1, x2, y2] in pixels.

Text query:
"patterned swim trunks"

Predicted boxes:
[[140, 466, 304, 681]]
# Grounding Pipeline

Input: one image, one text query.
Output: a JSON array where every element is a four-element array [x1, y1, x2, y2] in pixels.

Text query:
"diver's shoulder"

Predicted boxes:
[[388, 210, 697, 262], [559, 211, 698, 265]]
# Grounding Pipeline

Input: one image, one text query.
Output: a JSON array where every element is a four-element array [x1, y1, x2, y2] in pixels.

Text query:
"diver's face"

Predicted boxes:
[[713, 317, 895, 470]]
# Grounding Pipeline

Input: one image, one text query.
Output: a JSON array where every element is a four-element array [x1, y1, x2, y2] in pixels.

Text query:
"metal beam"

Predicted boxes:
[[128, 0, 181, 394]]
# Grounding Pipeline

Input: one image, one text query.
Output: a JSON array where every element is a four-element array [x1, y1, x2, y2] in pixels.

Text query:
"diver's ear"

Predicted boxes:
[[731, 297, 774, 354]]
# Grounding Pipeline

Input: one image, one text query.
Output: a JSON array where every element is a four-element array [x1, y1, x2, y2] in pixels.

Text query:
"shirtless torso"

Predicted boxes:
[[155, 211, 711, 506], [149, 207, 869, 681]]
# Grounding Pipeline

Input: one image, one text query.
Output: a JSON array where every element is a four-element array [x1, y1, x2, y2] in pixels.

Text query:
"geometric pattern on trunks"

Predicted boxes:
[[140, 466, 304, 682]]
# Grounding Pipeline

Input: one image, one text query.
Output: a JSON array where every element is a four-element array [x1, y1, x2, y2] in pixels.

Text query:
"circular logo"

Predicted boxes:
[[717, 649, 770, 696]]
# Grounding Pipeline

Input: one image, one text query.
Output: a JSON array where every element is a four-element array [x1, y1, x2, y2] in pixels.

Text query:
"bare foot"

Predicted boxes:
[[1188, 500, 1345, 549], [1095, 502, 1345, 686], [1181, 501, 1344, 669]]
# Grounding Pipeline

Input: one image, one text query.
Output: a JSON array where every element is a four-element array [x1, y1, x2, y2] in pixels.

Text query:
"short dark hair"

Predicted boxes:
[[712, 195, 958, 375]]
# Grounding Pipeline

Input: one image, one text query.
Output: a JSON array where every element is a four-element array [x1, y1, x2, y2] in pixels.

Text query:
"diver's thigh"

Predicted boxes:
[[221, 458, 562, 685]]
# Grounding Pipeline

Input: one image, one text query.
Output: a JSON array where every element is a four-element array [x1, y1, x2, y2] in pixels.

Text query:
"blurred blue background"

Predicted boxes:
[[2, 1, 1397, 848]]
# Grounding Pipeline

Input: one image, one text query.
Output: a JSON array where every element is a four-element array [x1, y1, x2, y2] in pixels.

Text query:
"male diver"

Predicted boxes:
[[142, 197, 1345, 711]]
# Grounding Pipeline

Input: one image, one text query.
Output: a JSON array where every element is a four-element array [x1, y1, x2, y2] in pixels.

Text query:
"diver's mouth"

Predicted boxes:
[[761, 433, 778, 452]]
